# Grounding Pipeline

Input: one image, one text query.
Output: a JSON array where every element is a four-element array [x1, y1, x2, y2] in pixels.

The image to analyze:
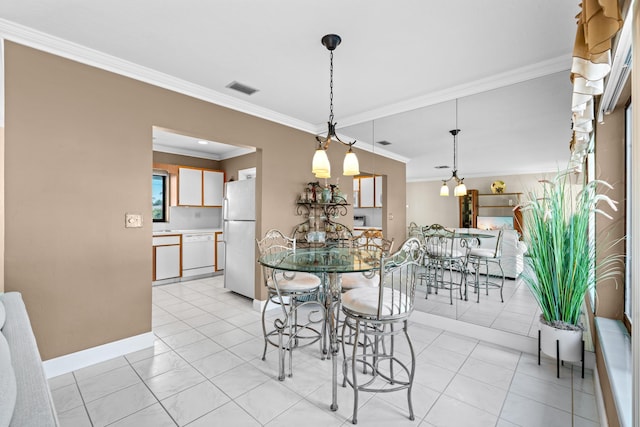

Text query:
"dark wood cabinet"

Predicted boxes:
[[459, 191, 524, 236], [458, 189, 478, 228]]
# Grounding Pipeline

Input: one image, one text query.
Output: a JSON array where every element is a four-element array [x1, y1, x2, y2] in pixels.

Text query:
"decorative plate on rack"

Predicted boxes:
[[491, 180, 506, 194]]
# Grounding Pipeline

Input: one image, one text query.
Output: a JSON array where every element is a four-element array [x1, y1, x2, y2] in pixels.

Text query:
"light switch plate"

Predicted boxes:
[[125, 213, 143, 228]]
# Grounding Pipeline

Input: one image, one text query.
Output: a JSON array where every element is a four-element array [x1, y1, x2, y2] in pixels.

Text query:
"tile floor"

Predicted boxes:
[[414, 272, 541, 338], [50, 275, 600, 426]]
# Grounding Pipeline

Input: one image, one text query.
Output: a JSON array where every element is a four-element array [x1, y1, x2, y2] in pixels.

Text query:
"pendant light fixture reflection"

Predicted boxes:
[[439, 99, 467, 197], [311, 34, 359, 178]]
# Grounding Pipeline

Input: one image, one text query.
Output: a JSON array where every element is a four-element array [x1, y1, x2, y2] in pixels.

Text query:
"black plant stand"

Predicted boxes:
[[538, 329, 585, 378]]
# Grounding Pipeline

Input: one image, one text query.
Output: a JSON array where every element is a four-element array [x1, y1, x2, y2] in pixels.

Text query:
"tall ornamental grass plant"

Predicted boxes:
[[520, 170, 621, 329]]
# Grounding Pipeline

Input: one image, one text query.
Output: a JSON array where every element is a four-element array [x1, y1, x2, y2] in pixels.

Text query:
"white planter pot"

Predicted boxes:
[[539, 320, 583, 362]]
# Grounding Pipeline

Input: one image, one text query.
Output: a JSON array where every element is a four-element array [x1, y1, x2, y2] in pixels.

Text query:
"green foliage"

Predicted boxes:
[[520, 170, 621, 327]]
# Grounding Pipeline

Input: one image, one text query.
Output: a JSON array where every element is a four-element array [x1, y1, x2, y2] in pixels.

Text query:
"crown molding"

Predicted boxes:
[[335, 56, 571, 129], [0, 19, 315, 134]]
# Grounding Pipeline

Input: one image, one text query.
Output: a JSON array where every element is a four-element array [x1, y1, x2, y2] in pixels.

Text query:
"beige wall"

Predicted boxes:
[[3, 42, 405, 359], [0, 127, 4, 293], [406, 172, 554, 230], [219, 152, 257, 181], [593, 96, 627, 320]]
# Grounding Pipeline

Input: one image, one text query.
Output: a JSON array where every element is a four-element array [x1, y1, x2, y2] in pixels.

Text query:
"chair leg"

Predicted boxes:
[[276, 317, 285, 381], [261, 295, 270, 361], [403, 319, 416, 421], [497, 260, 505, 302], [351, 319, 361, 425]]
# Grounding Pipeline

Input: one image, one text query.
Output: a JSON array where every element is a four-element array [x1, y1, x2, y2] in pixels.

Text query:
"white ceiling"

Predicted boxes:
[[0, 1, 579, 180]]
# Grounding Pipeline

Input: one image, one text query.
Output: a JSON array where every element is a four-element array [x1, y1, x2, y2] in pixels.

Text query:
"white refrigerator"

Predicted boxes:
[[223, 179, 256, 299]]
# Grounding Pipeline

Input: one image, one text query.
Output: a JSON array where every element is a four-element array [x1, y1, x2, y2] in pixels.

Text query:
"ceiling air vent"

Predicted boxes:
[[376, 140, 392, 146], [226, 81, 259, 95], [434, 165, 450, 169]]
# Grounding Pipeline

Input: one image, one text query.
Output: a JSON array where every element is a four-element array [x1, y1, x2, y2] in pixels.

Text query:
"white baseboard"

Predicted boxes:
[[411, 311, 596, 370], [411, 310, 538, 354], [252, 298, 285, 312], [42, 332, 154, 378]]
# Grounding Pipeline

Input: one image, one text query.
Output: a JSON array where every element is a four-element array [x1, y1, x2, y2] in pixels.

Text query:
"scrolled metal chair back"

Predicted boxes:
[[375, 237, 423, 320], [422, 225, 455, 258], [350, 229, 394, 261], [256, 229, 296, 283]]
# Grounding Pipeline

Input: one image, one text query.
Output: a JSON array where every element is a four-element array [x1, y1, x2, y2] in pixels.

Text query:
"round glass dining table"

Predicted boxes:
[[258, 246, 379, 411]]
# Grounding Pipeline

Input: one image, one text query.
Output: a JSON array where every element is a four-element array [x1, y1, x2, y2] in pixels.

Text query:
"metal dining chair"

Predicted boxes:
[[341, 229, 394, 290], [340, 237, 423, 424], [422, 224, 467, 304], [467, 229, 505, 302], [256, 229, 325, 380]]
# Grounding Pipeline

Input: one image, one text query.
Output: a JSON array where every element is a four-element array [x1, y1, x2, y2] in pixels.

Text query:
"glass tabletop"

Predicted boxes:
[[455, 232, 495, 239], [258, 247, 378, 274]]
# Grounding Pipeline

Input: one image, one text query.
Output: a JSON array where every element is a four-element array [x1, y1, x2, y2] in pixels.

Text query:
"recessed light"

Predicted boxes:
[[197, 140, 209, 145]]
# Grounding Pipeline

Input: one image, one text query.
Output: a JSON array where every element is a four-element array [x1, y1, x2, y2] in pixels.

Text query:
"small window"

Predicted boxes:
[[152, 172, 168, 222]]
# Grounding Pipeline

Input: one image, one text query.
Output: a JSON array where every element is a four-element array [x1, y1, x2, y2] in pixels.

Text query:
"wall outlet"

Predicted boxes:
[[388, 213, 394, 220], [125, 213, 143, 228]]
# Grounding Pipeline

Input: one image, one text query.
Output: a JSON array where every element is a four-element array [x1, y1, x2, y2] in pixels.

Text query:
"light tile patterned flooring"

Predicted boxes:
[[50, 275, 600, 426], [414, 272, 542, 338]]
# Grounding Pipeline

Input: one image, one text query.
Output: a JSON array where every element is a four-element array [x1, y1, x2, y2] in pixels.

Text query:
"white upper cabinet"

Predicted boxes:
[[178, 167, 224, 207], [178, 167, 203, 206], [203, 170, 224, 206], [359, 176, 375, 208], [374, 175, 383, 207]]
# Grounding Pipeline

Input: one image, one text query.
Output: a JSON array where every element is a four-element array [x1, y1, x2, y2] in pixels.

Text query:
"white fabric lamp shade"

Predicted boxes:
[[454, 182, 467, 197], [312, 148, 330, 176], [343, 150, 360, 176], [315, 168, 331, 179]]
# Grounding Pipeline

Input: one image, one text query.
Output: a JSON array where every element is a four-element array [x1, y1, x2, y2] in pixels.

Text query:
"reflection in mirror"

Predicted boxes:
[[340, 72, 573, 337]]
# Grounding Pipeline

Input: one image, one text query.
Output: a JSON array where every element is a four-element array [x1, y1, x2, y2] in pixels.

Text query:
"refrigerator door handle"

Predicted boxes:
[[222, 197, 229, 221]]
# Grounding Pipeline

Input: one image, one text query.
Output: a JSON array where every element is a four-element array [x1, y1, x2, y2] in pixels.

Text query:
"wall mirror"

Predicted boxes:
[[340, 71, 573, 337]]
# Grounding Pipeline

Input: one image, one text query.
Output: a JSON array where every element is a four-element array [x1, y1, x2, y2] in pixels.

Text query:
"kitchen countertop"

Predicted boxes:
[[153, 228, 222, 236]]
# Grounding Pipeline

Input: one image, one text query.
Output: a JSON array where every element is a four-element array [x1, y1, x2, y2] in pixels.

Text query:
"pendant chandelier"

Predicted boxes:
[[311, 34, 359, 179], [440, 99, 467, 197]]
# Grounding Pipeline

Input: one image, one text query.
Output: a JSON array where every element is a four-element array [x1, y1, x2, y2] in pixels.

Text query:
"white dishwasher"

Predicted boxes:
[[182, 233, 215, 278]]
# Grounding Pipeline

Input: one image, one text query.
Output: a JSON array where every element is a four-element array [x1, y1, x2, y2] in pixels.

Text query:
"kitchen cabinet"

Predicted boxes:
[[353, 175, 382, 208], [178, 167, 224, 207], [359, 176, 375, 207], [153, 235, 181, 281], [374, 175, 383, 207], [215, 232, 225, 271], [353, 178, 359, 208], [178, 167, 203, 206], [204, 170, 224, 206]]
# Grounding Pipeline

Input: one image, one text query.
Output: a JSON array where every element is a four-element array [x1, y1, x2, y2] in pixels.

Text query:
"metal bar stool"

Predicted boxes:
[[340, 237, 423, 424]]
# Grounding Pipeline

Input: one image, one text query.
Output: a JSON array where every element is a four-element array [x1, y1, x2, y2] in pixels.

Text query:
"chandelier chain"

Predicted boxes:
[[329, 50, 334, 124]]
